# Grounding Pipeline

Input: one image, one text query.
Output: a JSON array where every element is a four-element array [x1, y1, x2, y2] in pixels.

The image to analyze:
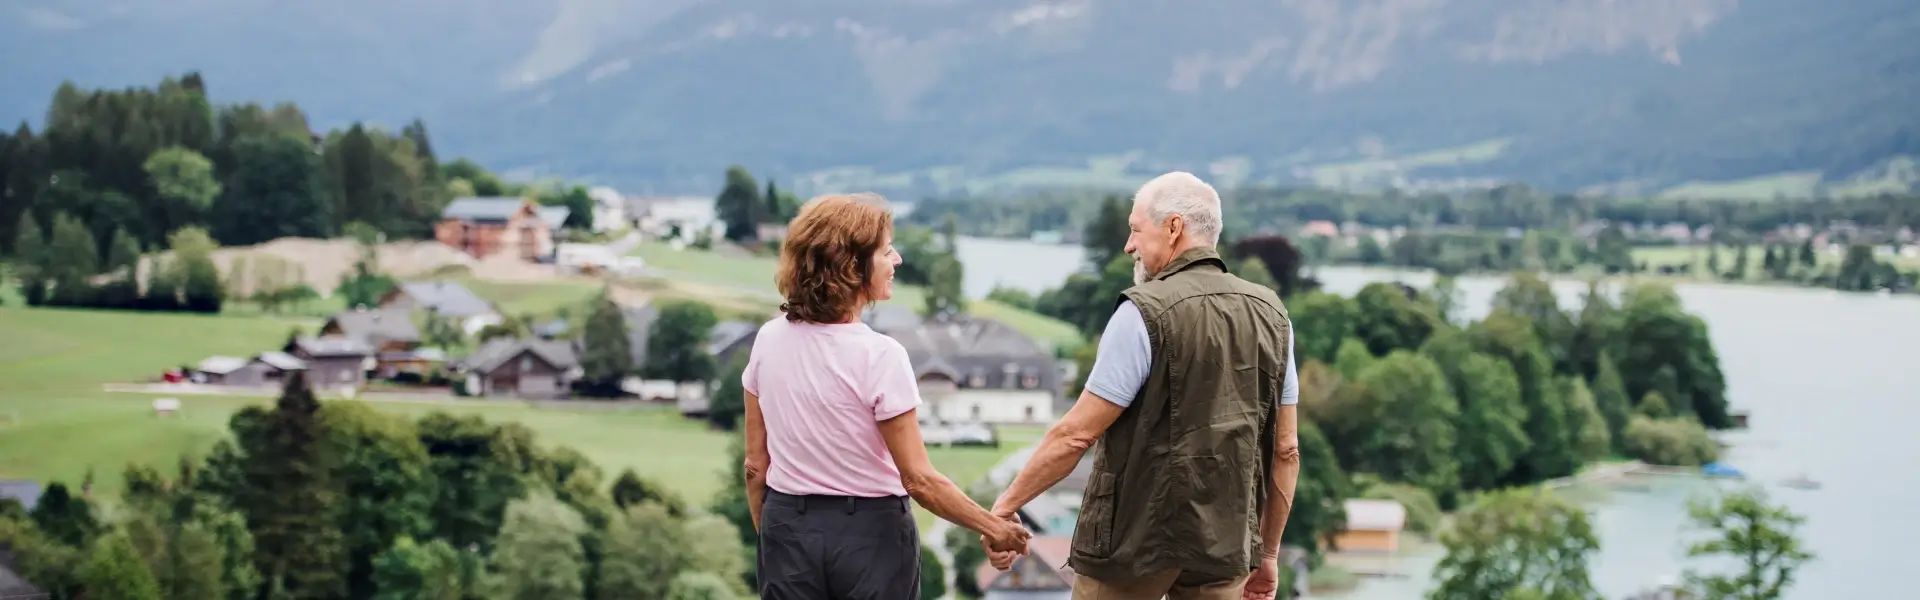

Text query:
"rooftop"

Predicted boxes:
[[291, 337, 374, 358], [195, 355, 249, 375], [1343, 498, 1408, 532], [392, 281, 496, 318], [326, 307, 421, 344], [0, 480, 43, 511], [462, 337, 580, 373]]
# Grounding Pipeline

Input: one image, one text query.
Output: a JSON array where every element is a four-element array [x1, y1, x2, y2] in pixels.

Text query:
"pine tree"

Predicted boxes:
[[236, 371, 348, 600], [579, 287, 633, 392]]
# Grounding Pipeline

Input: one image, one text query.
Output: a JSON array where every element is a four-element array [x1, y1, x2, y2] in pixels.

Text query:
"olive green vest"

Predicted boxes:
[[1067, 247, 1292, 583]]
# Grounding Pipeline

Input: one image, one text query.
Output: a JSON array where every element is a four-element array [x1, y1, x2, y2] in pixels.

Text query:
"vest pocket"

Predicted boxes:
[[1071, 470, 1118, 557]]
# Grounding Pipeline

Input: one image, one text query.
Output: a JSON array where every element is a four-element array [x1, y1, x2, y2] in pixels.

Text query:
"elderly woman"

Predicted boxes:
[[741, 193, 1030, 599]]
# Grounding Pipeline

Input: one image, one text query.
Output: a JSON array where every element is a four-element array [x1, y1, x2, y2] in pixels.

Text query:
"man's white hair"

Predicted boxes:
[[1134, 171, 1223, 247]]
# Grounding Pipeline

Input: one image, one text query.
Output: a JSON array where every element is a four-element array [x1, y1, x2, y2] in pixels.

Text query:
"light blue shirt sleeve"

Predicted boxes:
[[1084, 301, 1154, 408], [1281, 319, 1298, 406], [1083, 302, 1300, 408]]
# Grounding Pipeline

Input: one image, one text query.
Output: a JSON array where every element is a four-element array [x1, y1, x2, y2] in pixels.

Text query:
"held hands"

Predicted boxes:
[[980, 508, 1030, 570]]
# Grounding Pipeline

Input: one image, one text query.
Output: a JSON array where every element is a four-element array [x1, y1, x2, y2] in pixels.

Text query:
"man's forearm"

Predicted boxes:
[[992, 427, 1096, 515], [1257, 450, 1299, 557]]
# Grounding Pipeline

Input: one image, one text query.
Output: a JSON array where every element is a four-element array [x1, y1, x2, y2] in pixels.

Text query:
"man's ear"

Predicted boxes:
[[1165, 213, 1185, 240]]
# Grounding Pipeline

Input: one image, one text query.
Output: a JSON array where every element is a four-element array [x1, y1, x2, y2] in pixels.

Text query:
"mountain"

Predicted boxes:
[[5, 0, 1917, 196]]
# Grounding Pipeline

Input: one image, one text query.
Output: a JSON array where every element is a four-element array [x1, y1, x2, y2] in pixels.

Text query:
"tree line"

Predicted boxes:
[[992, 217, 1813, 598], [0, 73, 603, 313], [0, 371, 766, 600]]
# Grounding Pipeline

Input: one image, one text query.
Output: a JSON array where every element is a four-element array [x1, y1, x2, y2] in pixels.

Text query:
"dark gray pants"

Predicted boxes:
[[758, 490, 921, 599]]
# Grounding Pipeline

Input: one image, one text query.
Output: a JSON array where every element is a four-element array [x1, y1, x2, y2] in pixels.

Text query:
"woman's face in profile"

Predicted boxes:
[[869, 233, 902, 301]]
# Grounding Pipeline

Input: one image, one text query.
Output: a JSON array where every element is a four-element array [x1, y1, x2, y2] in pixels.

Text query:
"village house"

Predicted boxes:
[[1331, 498, 1408, 553], [379, 281, 502, 335], [194, 352, 306, 388], [457, 338, 580, 399], [875, 310, 1062, 425], [617, 303, 762, 412], [320, 307, 441, 378], [433, 196, 570, 261], [588, 186, 625, 233], [285, 338, 374, 391], [974, 536, 1076, 600]]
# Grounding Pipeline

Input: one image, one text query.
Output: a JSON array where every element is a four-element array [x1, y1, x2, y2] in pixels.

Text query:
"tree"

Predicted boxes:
[[418, 413, 534, 552], [490, 491, 589, 600], [579, 286, 633, 393], [1622, 415, 1718, 466], [143, 146, 221, 235], [1291, 292, 1360, 364], [31, 481, 100, 546], [708, 351, 750, 431], [611, 468, 689, 516], [642, 301, 720, 383], [168, 226, 224, 313], [715, 166, 765, 242], [46, 212, 99, 306], [1349, 351, 1461, 498], [1081, 194, 1131, 271], [1236, 256, 1281, 293], [370, 537, 474, 600], [79, 531, 165, 600], [598, 502, 689, 600], [212, 133, 334, 246], [322, 402, 436, 599], [1230, 235, 1312, 298], [11, 217, 48, 305], [1426, 338, 1531, 491], [1428, 488, 1600, 600], [1684, 487, 1814, 600], [683, 514, 750, 597], [707, 438, 758, 587], [666, 572, 740, 600], [1615, 283, 1732, 429], [233, 372, 349, 600], [922, 252, 967, 318], [1560, 377, 1612, 464], [1589, 352, 1633, 450], [1469, 310, 1577, 482], [919, 545, 946, 600]]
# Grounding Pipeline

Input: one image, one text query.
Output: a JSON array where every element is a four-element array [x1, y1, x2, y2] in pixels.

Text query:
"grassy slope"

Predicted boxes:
[[0, 299, 1035, 510], [629, 241, 1085, 351]]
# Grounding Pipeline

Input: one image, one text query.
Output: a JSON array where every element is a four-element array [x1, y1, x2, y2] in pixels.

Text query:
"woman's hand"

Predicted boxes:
[[979, 513, 1031, 559]]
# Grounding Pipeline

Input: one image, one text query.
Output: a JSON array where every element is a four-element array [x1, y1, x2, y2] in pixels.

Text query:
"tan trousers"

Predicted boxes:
[[1071, 570, 1248, 600]]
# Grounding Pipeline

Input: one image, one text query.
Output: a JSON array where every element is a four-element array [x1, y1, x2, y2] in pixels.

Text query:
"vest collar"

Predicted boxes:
[[1151, 247, 1228, 281]]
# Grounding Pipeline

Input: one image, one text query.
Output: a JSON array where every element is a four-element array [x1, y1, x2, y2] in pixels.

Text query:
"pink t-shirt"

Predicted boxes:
[[743, 317, 923, 498]]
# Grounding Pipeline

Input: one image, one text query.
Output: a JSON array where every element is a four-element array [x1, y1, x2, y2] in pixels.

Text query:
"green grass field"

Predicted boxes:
[[0, 306, 1038, 516], [630, 241, 1085, 351]]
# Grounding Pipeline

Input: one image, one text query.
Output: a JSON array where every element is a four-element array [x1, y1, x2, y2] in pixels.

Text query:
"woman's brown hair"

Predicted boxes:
[[776, 193, 894, 323]]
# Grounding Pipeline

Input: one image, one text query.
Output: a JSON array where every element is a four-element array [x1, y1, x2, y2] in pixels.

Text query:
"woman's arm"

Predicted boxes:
[[744, 390, 771, 532], [877, 410, 1029, 552]]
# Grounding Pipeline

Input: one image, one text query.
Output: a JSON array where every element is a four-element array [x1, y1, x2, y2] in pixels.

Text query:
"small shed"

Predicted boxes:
[[1331, 498, 1407, 553], [287, 338, 373, 390], [152, 398, 181, 418], [193, 356, 250, 385]]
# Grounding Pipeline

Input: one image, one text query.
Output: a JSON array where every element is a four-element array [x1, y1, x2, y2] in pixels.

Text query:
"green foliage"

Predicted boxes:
[[1421, 330, 1530, 491], [1560, 377, 1613, 464], [1348, 351, 1460, 497], [490, 491, 589, 600], [599, 502, 689, 600], [30, 481, 99, 547], [1081, 194, 1131, 272], [1469, 310, 1576, 483], [1293, 292, 1360, 364], [922, 251, 968, 318], [168, 227, 225, 313], [643, 300, 720, 382], [417, 413, 536, 552], [984, 285, 1036, 310], [79, 530, 165, 600], [321, 402, 436, 599], [370, 537, 476, 600], [143, 146, 221, 231], [682, 514, 750, 597], [1352, 282, 1437, 356], [233, 373, 349, 600], [539, 185, 596, 231], [1623, 415, 1719, 467], [920, 545, 947, 600], [1428, 488, 1600, 600], [213, 133, 334, 246], [611, 468, 688, 517], [579, 287, 633, 390], [1236, 256, 1281, 293], [715, 166, 766, 242], [1589, 352, 1634, 451], [1331, 338, 1374, 381], [1354, 476, 1441, 535], [1638, 391, 1672, 419], [707, 438, 759, 587], [946, 525, 988, 598], [666, 572, 740, 600], [1683, 487, 1815, 600], [708, 351, 750, 431], [1615, 283, 1733, 428], [0, 515, 86, 598]]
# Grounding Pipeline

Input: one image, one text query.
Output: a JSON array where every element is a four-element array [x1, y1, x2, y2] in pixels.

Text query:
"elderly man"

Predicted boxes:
[[986, 172, 1300, 600]]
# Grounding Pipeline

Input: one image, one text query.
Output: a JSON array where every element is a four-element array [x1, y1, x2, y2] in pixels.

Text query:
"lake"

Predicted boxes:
[[954, 236, 1913, 599]]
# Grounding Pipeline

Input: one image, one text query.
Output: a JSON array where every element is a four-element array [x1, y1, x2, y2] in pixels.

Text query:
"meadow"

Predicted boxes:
[[0, 304, 1041, 521]]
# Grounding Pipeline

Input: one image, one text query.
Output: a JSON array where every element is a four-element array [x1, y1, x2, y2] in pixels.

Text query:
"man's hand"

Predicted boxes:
[[979, 512, 1031, 555], [1243, 554, 1280, 600], [980, 510, 1029, 569]]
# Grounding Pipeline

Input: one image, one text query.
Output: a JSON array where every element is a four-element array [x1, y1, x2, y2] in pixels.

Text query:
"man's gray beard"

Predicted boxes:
[[1133, 258, 1149, 285]]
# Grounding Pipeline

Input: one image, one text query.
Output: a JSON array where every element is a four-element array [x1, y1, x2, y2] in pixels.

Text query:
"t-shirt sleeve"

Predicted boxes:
[[741, 342, 761, 397], [1084, 300, 1155, 408], [870, 341, 924, 421], [1280, 319, 1299, 406]]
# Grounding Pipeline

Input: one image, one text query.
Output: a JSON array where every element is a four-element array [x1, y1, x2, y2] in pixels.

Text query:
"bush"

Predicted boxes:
[[1623, 415, 1719, 466]]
